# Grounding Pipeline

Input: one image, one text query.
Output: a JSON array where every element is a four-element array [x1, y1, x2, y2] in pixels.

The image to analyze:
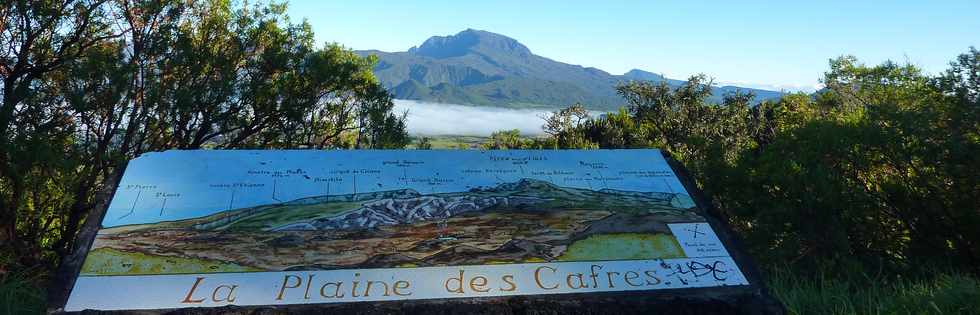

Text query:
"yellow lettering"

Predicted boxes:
[[534, 266, 559, 290], [500, 275, 517, 292], [276, 275, 302, 300], [469, 276, 489, 293], [365, 280, 390, 297], [351, 273, 361, 298], [319, 282, 345, 298], [211, 284, 238, 302], [393, 280, 412, 296], [181, 277, 207, 304], [445, 270, 465, 294], [566, 273, 588, 289]]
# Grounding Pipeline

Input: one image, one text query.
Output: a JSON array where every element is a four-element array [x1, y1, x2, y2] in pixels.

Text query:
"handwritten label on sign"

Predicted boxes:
[[668, 223, 732, 258]]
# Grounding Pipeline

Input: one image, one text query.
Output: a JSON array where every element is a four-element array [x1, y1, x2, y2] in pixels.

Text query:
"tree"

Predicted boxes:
[[416, 137, 432, 150], [482, 129, 530, 149], [0, 0, 117, 266], [712, 54, 980, 272], [541, 104, 596, 149], [0, 0, 409, 273], [541, 51, 980, 274]]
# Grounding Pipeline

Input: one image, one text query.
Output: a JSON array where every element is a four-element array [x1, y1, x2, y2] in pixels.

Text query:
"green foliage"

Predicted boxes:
[[479, 129, 579, 150], [415, 136, 433, 149], [545, 50, 980, 276], [0, 0, 408, 291], [1, 0, 977, 312], [767, 265, 980, 315], [0, 276, 44, 315], [716, 54, 980, 273], [482, 129, 533, 149], [535, 52, 980, 312], [541, 104, 596, 149], [0, 259, 45, 315], [412, 135, 487, 149]]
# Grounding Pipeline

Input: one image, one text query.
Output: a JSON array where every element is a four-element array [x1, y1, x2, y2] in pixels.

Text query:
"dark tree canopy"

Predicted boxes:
[[0, 0, 408, 272]]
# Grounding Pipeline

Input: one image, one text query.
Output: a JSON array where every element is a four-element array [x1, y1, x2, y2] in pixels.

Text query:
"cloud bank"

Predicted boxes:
[[714, 81, 824, 93], [393, 100, 553, 136]]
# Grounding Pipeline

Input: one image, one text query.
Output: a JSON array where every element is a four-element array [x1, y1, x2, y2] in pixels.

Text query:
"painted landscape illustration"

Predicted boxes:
[[81, 178, 703, 276]]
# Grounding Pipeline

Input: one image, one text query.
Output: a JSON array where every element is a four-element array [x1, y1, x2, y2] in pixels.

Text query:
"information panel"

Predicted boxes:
[[65, 150, 747, 311]]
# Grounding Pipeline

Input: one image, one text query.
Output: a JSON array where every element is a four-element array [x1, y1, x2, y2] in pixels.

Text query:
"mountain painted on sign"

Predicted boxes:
[[357, 29, 784, 110], [82, 178, 703, 275]]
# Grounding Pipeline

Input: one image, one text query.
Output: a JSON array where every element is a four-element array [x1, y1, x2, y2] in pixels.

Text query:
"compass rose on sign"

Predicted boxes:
[[686, 224, 707, 239]]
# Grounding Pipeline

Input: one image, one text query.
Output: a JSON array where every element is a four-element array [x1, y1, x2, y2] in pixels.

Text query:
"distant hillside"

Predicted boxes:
[[357, 29, 784, 110]]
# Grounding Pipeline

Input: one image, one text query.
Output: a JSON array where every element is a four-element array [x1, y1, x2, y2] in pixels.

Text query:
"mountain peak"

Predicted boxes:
[[411, 29, 531, 59], [623, 69, 666, 81], [359, 30, 786, 109]]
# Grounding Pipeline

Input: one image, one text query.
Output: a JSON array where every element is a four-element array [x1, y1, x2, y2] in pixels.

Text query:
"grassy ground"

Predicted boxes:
[[0, 270, 45, 315], [407, 135, 488, 149], [767, 267, 980, 314]]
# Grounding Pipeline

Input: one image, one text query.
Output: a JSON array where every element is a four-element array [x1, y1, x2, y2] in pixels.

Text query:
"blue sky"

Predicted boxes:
[[285, 1, 979, 91]]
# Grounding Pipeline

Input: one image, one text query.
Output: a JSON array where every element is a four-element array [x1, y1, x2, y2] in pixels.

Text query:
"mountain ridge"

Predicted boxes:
[[357, 29, 785, 110]]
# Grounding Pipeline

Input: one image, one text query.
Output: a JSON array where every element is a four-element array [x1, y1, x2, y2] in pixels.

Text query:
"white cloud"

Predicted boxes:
[[714, 81, 825, 93], [393, 100, 553, 136]]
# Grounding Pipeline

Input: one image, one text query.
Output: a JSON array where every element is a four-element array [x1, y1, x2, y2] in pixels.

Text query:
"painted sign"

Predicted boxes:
[[65, 150, 747, 311]]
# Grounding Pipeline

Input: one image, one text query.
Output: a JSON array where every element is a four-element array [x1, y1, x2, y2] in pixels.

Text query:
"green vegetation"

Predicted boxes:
[[768, 266, 980, 315], [494, 50, 980, 274], [1, 0, 977, 313], [481, 129, 538, 149], [80, 248, 261, 276], [559, 233, 686, 261], [0, 0, 408, 310], [0, 270, 45, 315], [488, 49, 980, 313], [409, 135, 489, 149], [485, 48, 980, 314]]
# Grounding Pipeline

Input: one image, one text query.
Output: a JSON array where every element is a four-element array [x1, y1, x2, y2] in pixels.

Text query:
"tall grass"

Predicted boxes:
[[767, 266, 980, 314], [0, 270, 45, 315]]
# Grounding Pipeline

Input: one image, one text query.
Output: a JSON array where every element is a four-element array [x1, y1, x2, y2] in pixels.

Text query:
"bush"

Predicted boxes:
[[544, 49, 980, 275], [767, 265, 980, 315], [0, 272, 46, 315]]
